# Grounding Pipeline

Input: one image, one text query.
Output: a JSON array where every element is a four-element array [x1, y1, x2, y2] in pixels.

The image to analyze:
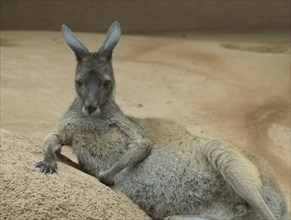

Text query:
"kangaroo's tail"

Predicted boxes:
[[204, 140, 277, 220]]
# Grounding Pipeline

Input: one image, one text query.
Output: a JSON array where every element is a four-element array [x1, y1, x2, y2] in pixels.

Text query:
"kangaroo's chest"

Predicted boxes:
[[70, 120, 130, 167]]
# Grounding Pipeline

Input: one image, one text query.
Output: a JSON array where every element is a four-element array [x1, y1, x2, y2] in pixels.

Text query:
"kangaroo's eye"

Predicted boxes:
[[76, 80, 83, 87], [103, 80, 111, 87]]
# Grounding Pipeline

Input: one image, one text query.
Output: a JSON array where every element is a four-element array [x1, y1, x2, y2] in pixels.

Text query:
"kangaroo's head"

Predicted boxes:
[[62, 21, 121, 117]]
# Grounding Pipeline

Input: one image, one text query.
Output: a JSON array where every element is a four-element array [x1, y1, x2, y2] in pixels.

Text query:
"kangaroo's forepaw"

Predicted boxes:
[[36, 161, 58, 174], [99, 171, 115, 186]]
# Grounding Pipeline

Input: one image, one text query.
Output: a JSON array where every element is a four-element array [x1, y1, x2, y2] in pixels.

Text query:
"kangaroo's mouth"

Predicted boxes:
[[82, 105, 101, 117]]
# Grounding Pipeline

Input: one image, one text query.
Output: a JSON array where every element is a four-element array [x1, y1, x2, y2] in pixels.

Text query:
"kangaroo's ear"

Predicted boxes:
[[98, 21, 121, 60], [62, 24, 89, 60]]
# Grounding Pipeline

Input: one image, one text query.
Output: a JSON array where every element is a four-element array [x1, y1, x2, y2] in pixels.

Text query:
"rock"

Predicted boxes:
[[0, 129, 150, 220]]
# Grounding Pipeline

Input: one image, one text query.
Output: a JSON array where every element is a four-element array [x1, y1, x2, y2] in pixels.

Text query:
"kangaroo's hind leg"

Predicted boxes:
[[204, 140, 276, 220]]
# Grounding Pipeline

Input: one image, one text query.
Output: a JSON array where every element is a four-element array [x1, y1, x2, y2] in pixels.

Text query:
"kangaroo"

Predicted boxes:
[[36, 21, 287, 220]]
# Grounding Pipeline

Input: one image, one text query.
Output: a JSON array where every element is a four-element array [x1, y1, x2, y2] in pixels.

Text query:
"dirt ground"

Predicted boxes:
[[1, 30, 290, 212]]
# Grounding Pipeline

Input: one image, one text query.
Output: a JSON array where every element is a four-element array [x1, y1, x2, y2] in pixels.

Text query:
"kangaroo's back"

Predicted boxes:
[[130, 117, 192, 146]]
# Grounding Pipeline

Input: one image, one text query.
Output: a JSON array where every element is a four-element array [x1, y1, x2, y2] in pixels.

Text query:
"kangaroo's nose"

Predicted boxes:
[[83, 102, 101, 116], [87, 105, 97, 114]]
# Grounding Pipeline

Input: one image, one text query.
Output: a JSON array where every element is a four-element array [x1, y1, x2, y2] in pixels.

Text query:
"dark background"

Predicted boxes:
[[1, 1, 290, 33]]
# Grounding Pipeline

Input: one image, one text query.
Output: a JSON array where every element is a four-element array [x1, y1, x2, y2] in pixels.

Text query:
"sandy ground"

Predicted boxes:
[[1, 30, 290, 211]]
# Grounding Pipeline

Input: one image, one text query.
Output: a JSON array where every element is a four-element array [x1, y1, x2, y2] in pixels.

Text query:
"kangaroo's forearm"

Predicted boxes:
[[36, 133, 63, 173], [43, 133, 62, 161], [111, 140, 152, 174], [99, 140, 152, 185]]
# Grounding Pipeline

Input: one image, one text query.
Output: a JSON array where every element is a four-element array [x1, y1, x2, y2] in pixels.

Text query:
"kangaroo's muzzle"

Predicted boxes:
[[82, 104, 101, 117]]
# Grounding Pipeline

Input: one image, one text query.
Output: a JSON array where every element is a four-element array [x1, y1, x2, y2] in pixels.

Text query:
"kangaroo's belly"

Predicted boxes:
[[115, 147, 234, 219]]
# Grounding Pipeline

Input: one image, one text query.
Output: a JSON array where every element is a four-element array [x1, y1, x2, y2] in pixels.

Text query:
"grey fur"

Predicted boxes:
[[37, 22, 287, 220], [98, 21, 121, 58], [62, 24, 89, 60]]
